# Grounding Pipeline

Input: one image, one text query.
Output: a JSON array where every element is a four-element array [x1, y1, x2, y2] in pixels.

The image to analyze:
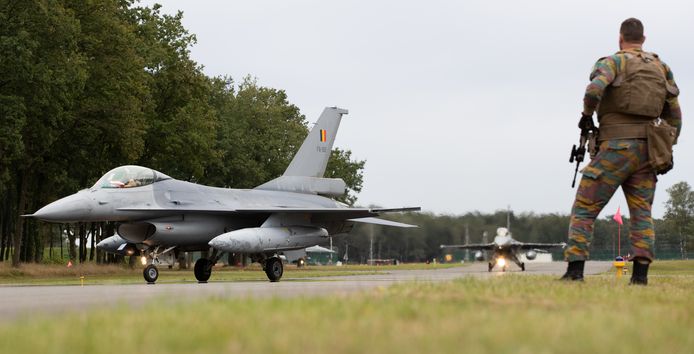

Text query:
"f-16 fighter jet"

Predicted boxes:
[[441, 227, 565, 272], [28, 107, 419, 283]]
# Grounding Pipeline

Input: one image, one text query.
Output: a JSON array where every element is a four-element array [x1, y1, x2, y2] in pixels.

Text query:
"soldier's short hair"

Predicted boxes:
[[620, 18, 645, 43]]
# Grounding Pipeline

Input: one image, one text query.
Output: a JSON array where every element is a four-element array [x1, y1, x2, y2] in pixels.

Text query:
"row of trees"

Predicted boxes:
[[663, 182, 694, 259], [340, 182, 694, 263], [1, 1, 691, 266], [0, 0, 364, 266]]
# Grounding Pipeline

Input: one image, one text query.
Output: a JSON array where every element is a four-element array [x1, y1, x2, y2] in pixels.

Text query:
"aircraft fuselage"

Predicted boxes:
[[34, 178, 347, 250]]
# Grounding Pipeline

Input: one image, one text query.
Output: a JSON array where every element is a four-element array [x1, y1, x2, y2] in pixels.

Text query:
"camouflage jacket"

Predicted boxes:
[[583, 48, 682, 139]]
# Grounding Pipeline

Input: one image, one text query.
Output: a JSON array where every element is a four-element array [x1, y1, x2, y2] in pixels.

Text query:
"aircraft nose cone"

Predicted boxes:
[[33, 193, 92, 222]]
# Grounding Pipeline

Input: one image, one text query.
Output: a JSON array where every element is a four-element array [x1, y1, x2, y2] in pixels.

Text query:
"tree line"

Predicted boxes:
[[0, 0, 364, 266], [1, 1, 691, 267], [340, 182, 693, 263]]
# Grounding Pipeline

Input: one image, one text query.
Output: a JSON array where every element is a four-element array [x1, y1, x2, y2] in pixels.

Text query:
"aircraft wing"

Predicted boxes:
[[235, 207, 420, 215], [440, 243, 495, 250], [116, 206, 420, 221], [517, 242, 566, 251]]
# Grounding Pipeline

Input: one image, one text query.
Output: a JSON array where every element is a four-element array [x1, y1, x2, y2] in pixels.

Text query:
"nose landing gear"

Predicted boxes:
[[139, 246, 176, 284]]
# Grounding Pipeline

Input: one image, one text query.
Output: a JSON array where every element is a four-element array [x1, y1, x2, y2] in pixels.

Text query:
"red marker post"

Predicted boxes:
[[612, 207, 625, 278]]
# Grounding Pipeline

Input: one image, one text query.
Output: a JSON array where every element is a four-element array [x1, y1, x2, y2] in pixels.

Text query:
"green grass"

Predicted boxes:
[[649, 259, 694, 274], [0, 261, 692, 353]]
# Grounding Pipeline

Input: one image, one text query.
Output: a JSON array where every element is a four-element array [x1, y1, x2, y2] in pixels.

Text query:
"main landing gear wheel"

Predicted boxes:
[[265, 257, 283, 282], [143, 264, 159, 284], [520, 263, 526, 271], [194, 258, 212, 283]]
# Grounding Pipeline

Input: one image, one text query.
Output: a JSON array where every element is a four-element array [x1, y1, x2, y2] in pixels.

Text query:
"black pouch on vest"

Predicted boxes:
[[646, 118, 677, 174]]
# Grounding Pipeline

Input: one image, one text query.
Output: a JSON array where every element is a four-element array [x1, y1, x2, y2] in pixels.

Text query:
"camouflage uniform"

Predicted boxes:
[[565, 48, 681, 262]]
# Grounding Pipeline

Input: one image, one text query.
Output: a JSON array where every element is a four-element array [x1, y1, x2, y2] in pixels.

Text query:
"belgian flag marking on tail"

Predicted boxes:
[[320, 129, 327, 142]]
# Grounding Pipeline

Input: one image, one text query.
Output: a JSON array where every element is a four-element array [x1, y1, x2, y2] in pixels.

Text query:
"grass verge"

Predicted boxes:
[[0, 261, 691, 353]]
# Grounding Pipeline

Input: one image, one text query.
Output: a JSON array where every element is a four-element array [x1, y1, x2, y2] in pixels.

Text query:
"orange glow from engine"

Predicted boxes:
[[497, 258, 506, 267]]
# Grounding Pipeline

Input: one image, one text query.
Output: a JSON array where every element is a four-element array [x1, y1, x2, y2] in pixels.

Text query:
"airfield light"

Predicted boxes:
[[140, 256, 147, 266], [497, 258, 506, 267]]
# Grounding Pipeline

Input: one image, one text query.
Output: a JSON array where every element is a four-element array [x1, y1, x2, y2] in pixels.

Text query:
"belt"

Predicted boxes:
[[598, 123, 648, 141]]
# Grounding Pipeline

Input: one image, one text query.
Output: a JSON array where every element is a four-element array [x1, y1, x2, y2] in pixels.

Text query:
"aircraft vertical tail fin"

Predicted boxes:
[[255, 107, 348, 194], [283, 107, 348, 178]]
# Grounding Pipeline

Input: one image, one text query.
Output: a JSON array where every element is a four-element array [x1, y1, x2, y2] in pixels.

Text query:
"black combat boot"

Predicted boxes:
[[630, 258, 650, 285], [559, 260, 585, 281]]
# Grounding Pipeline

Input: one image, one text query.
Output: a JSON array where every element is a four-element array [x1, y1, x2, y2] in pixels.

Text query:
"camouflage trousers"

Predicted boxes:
[[565, 139, 657, 262]]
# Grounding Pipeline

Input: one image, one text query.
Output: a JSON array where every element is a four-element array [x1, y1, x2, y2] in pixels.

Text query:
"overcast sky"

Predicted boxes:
[[143, 0, 692, 219]]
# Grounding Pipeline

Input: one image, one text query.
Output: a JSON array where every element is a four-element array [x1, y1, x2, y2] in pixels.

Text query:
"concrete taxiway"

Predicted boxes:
[[0, 261, 611, 322]]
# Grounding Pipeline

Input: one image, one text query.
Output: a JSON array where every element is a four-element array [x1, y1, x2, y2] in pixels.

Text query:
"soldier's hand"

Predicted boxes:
[[578, 114, 594, 130]]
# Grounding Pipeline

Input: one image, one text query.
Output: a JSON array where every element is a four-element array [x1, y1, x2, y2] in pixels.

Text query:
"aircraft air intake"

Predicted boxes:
[[117, 223, 156, 243]]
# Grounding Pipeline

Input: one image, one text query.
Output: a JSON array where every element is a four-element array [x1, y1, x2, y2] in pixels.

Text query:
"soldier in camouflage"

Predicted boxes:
[[561, 18, 682, 285]]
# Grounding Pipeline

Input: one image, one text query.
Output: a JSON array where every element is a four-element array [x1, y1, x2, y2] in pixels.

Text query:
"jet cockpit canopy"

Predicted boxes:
[[92, 165, 171, 189]]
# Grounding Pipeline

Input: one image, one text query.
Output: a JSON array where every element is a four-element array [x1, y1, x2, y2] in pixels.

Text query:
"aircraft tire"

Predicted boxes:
[[265, 257, 283, 282], [143, 264, 159, 284], [521, 263, 525, 271], [194, 258, 212, 283]]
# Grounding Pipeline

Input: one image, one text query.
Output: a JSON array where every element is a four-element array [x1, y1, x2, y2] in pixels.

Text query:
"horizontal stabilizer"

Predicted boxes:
[[349, 217, 418, 228], [304, 245, 337, 253], [255, 175, 346, 196]]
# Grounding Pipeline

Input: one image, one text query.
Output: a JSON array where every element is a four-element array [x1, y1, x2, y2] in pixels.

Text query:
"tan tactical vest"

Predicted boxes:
[[597, 51, 668, 138]]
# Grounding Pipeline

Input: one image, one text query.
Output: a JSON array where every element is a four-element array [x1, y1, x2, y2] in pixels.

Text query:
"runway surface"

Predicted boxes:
[[0, 261, 611, 322]]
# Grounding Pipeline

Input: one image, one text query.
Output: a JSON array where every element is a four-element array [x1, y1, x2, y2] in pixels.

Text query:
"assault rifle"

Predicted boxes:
[[569, 114, 599, 188]]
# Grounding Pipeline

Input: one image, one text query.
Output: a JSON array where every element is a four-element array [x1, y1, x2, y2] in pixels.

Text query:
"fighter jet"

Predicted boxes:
[[28, 107, 419, 283], [440, 227, 565, 272]]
